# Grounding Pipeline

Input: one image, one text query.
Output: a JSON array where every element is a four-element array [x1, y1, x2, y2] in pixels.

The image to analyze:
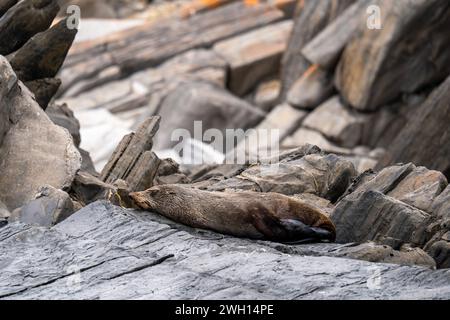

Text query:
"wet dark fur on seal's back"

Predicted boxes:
[[130, 184, 336, 243]]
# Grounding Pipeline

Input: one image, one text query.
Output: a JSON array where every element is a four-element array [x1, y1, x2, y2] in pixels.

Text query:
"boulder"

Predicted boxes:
[[280, 0, 355, 99], [427, 241, 450, 269], [46, 103, 81, 147], [379, 75, 450, 174], [0, 57, 81, 211], [302, 96, 371, 148], [287, 65, 334, 109], [0, 0, 60, 55], [1, 201, 450, 299], [210, 153, 357, 203], [335, 0, 450, 111], [10, 185, 75, 227], [332, 190, 430, 248], [387, 167, 448, 213], [0, 0, 17, 17], [8, 17, 77, 82], [24, 78, 61, 110], [431, 185, 450, 220], [101, 117, 161, 192], [0, 200, 10, 221], [212, 20, 293, 96], [153, 81, 266, 152]]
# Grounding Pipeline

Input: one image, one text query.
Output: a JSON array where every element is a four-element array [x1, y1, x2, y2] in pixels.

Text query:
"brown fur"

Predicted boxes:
[[130, 184, 336, 243]]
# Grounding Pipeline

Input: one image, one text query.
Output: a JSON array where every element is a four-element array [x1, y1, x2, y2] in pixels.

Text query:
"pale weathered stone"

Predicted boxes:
[[0, 57, 81, 211], [11, 185, 75, 227], [388, 167, 448, 212], [1, 201, 450, 299], [302, 96, 371, 148]]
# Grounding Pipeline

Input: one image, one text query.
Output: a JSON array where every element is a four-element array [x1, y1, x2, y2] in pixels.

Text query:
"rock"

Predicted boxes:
[[46, 103, 81, 147], [0, 57, 81, 211], [379, 75, 450, 174], [387, 167, 448, 213], [210, 153, 357, 203], [1, 201, 450, 299], [0, 200, 10, 220], [282, 128, 353, 155], [0, 0, 17, 17], [11, 185, 74, 227], [69, 171, 115, 206], [213, 20, 293, 96], [335, 0, 450, 111], [301, 0, 372, 69], [432, 185, 450, 220], [427, 241, 450, 269], [59, 2, 285, 96], [253, 79, 281, 112], [302, 96, 371, 148], [101, 117, 161, 191], [287, 65, 334, 109], [332, 190, 430, 248], [154, 158, 190, 186], [0, 0, 60, 55], [280, 0, 355, 99], [24, 78, 61, 110], [8, 17, 77, 82], [153, 81, 266, 152]]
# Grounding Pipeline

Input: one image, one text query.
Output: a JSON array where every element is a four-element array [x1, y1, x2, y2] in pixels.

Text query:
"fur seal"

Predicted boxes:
[[130, 185, 336, 243]]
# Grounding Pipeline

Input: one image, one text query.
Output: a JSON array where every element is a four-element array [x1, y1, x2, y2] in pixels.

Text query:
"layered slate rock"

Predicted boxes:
[[379, 75, 450, 174], [0, 0, 60, 55], [0, 57, 81, 211], [101, 117, 161, 192], [59, 2, 285, 96], [335, 0, 450, 111], [332, 190, 430, 248], [210, 152, 357, 203], [280, 0, 355, 99], [1, 201, 450, 299], [212, 20, 293, 96]]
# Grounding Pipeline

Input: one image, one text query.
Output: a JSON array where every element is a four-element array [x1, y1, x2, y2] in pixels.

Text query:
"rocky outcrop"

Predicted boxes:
[[1, 201, 449, 299], [0, 57, 81, 211]]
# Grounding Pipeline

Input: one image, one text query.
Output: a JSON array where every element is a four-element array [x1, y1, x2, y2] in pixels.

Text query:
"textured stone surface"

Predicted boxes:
[[0, 57, 81, 211], [10, 185, 74, 227], [332, 190, 430, 248], [1, 201, 449, 300], [336, 0, 450, 111], [210, 153, 357, 203], [302, 96, 371, 148], [387, 167, 448, 213], [213, 20, 293, 96]]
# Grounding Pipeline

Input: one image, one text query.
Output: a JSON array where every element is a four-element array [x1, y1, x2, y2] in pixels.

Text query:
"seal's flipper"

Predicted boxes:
[[279, 219, 334, 243]]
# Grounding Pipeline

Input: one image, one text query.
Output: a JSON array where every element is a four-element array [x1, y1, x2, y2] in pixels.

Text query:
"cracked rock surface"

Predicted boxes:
[[1, 201, 449, 300]]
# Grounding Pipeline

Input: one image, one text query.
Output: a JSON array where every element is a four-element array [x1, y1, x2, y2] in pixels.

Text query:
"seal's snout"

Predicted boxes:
[[130, 191, 152, 210]]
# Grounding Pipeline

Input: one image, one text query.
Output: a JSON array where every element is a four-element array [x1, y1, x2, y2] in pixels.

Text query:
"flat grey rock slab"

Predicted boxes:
[[1, 201, 449, 300]]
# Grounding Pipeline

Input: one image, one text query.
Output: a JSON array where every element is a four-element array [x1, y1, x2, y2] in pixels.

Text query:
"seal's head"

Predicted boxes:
[[129, 185, 187, 213]]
